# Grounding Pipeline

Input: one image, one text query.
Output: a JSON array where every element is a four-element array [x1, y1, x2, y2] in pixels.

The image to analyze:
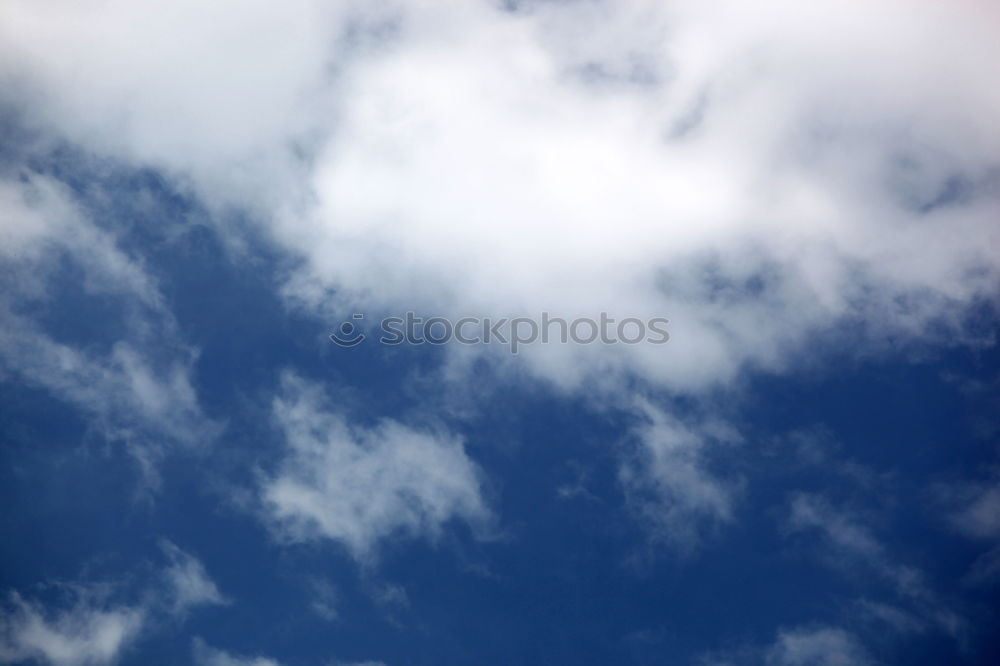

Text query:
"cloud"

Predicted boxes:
[[765, 626, 873, 666], [192, 638, 280, 666], [699, 624, 873, 666], [0, 0, 373, 214], [0, 175, 160, 301], [964, 546, 1000, 587], [271, 0, 1000, 393], [0, 174, 218, 485], [0, 590, 143, 666], [854, 600, 925, 636], [620, 399, 741, 548], [306, 577, 339, 622], [0, 543, 224, 666], [945, 475, 1000, 541], [160, 541, 229, 614], [261, 372, 490, 560], [786, 493, 965, 641], [787, 494, 885, 562], [191, 632, 387, 666], [938, 471, 1000, 586]]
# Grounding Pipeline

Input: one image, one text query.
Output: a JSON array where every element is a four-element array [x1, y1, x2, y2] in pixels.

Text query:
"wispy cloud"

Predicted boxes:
[[620, 399, 742, 549], [0, 590, 143, 666], [937, 470, 1000, 586], [0, 543, 224, 666], [786, 493, 966, 641], [0, 175, 218, 486], [764, 626, 874, 666], [192, 638, 280, 666], [261, 372, 491, 561], [159, 541, 229, 615], [700, 624, 874, 666]]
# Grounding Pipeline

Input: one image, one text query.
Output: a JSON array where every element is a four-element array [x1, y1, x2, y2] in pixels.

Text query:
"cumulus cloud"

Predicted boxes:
[[1, 0, 996, 393], [0, 543, 223, 666], [273, 0, 1000, 393], [261, 372, 490, 560], [0, 0, 369, 214]]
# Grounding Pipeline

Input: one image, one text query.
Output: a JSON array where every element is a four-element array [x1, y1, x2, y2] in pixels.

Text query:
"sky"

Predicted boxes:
[[1, 1, 999, 664]]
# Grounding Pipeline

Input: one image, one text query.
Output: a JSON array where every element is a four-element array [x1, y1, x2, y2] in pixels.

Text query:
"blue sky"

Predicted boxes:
[[2, 2, 1000, 665]]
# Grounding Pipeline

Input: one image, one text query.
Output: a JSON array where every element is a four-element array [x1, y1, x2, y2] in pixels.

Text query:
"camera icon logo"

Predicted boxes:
[[329, 313, 366, 347]]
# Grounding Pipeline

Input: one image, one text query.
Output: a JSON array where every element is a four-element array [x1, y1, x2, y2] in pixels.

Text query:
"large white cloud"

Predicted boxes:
[[3, 1, 997, 393], [274, 0, 1000, 393], [0, 0, 363, 213]]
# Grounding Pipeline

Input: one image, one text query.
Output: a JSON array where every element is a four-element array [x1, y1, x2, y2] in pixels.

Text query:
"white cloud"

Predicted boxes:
[[192, 638, 280, 666], [787, 494, 885, 562], [0, 590, 143, 666], [0, 544, 223, 666], [191, 631, 386, 665], [2, 0, 996, 393], [0, 0, 370, 214], [272, 0, 1000, 393], [947, 476, 1000, 541], [939, 472, 1000, 586], [306, 577, 339, 622], [965, 546, 1000, 587], [262, 372, 490, 560], [0, 175, 217, 484], [620, 399, 741, 548], [0, 176, 160, 301], [160, 541, 228, 615], [765, 626, 873, 666], [786, 494, 966, 641], [855, 600, 925, 635], [699, 624, 873, 666]]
